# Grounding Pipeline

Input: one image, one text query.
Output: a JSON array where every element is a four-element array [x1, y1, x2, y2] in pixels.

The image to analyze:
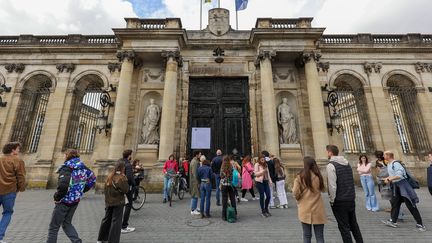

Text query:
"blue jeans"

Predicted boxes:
[[256, 180, 271, 213], [191, 197, 198, 211], [302, 223, 324, 243], [0, 192, 16, 240], [215, 174, 221, 204], [360, 175, 379, 211], [163, 176, 172, 200], [200, 183, 212, 215]]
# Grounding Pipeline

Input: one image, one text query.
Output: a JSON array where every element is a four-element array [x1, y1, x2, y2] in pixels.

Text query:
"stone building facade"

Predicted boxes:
[[1, 9, 431, 191]]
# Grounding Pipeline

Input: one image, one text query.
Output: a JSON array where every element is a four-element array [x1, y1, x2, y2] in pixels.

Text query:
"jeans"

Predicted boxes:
[[390, 183, 423, 225], [331, 201, 363, 243], [47, 203, 81, 243], [191, 197, 198, 211], [215, 174, 221, 204], [0, 192, 16, 240], [241, 189, 256, 198], [222, 185, 237, 220], [200, 183, 212, 215], [122, 191, 133, 229], [256, 180, 271, 213], [360, 175, 379, 211], [163, 177, 172, 200], [302, 223, 325, 243], [97, 205, 124, 243]]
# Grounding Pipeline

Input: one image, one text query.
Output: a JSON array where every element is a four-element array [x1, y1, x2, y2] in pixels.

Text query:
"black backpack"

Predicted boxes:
[[392, 161, 420, 189]]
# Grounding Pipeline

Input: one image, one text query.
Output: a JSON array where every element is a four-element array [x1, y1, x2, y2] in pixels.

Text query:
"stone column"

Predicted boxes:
[[37, 64, 74, 162], [256, 50, 280, 157], [158, 51, 181, 161], [303, 52, 329, 160], [108, 51, 136, 159]]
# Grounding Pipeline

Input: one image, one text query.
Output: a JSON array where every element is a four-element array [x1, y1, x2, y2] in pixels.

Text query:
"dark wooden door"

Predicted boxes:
[[187, 78, 251, 159]]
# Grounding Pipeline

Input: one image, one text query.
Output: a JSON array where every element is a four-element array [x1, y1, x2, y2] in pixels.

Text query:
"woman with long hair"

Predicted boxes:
[[220, 155, 237, 221], [292, 156, 326, 243], [254, 155, 273, 217], [97, 160, 129, 243], [162, 154, 178, 203], [240, 156, 257, 201], [357, 154, 379, 212], [274, 158, 288, 208]]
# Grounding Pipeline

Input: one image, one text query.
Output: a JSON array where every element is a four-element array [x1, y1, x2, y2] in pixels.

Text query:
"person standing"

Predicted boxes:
[[427, 151, 432, 196], [211, 149, 223, 206], [162, 154, 179, 203], [220, 156, 237, 221], [120, 150, 136, 234], [197, 159, 213, 218], [326, 145, 363, 243], [274, 158, 288, 209], [190, 150, 201, 215], [254, 155, 273, 217], [382, 151, 426, 231], [0, 142, 25, 243], [240, 156, 257, 201], [47, 149, 96, 243], [357, 155, 379, 212], [261, 151, 276, 209], [293, 156, 327, 243], [97, 160, 129, 243]]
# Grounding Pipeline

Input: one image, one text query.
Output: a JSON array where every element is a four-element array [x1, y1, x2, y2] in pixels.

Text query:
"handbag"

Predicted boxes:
[[392, 161, 420, 189]]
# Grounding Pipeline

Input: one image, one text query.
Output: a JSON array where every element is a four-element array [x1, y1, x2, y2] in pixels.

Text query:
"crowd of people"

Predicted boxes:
[[0, 141, 431, 243]]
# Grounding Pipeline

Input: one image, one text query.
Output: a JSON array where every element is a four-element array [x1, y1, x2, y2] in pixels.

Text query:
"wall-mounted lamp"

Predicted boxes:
[[96, 91, 114, 136], [323, 87, 343, 136]]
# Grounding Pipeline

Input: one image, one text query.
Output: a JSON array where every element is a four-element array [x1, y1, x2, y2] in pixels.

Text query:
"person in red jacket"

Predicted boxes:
[[162, 154, 179, 203]]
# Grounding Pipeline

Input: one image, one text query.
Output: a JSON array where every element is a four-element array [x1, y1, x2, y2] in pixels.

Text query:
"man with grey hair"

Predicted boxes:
[[382, 151, 426, 232], [211, 149, 223, 206]]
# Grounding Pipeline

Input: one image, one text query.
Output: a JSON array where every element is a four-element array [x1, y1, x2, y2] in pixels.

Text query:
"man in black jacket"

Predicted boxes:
[[120, 149, 136, 234], [211, 149, 223, 206]]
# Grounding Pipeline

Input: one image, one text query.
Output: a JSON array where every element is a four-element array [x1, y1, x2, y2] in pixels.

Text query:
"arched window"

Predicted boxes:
[[334, 74, 374, 153], [11, 75, 52, 153], [387, 75, 430, 155], [63, 74, 104, 153]]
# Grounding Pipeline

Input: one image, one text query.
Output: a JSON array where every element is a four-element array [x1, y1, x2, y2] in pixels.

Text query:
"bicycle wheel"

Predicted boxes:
[[178, 179, 185, 200], [132, 186, 146, 211], [169, 181, 174, 207]]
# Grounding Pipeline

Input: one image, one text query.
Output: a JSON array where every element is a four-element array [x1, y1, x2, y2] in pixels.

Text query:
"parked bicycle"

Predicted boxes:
[[167, 172, 188, 207], [132, 173, 146, 210]]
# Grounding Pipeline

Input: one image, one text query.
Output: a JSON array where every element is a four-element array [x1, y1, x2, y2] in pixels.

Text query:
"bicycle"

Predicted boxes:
[[132, 174, 146, 211], [167, 173, 187, 207]]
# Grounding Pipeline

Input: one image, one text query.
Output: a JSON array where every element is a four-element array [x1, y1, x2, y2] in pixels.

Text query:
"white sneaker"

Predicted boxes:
[[240, 198, 248, 202], [269, 205, 276, 209], [121, 227, 136, 233], [252, 197, 259, 201], [191, 210, 201, 215]]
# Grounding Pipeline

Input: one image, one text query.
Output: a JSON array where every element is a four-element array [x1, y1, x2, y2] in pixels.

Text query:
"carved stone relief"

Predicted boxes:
[[143, 68, 165, 83], [272, 67, 297, 83]]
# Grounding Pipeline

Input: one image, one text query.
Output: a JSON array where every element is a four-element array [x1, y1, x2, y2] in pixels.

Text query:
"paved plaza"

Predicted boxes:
[[3, 188, 432, 243]]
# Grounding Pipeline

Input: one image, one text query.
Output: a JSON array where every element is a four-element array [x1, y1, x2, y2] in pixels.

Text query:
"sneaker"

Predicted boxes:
[[382, 219, 398, 228], [252, 197, 259, 200], [191, 209, 201, 215], [416, 224, 426, 232], [121, 227, 136, 233], [196, 208, 200, 212], [240, 198, 248, 202], [96, 241, 107, 243], [261, 212, 268, 218], [237, 196, 240, 203], [266, 211, 272, 217], [283, 204, 289, 209], [269, 205, 276, 209]]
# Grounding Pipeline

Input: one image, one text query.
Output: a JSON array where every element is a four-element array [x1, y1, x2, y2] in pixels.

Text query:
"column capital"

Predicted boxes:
[[302, 51, 321, 63], [161, 50, 183, 67], [254, 50, 276, 67], [116, 50, 136, 62], [363, 62, 382, 74], [56, 63, 76, 73]]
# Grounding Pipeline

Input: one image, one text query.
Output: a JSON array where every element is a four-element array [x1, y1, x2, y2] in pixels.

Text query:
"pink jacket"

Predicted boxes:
[[254, 163, 272, 184], [242, 162, 254, 189], [357, 163, 371, 176]]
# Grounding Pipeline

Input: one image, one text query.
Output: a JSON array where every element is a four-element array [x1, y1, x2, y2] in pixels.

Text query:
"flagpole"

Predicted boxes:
[[236, 10, 238, 30], [200, 0, 202, 30], [218, 0, 220, 8]]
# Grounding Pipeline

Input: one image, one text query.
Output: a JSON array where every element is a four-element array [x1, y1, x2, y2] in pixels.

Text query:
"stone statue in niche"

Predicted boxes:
[[278, 97, 298, 144], [141, 98, 161, 144]]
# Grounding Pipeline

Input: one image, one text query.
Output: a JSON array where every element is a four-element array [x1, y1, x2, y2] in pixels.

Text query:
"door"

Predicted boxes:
[[187, 77, 251, 159]]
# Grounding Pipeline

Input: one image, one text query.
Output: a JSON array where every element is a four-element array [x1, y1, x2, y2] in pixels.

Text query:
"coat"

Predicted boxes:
[[254, 163, 272, 184], [0, 154, 26, 195], [292, 173, 327, 225], [189, 157, 200, 197], [104, 173, 129, 207], [242, 162, 254, 190]]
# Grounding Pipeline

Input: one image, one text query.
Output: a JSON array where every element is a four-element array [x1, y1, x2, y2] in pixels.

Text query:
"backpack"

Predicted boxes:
[[227, 203, 237, 223], [392, 161, 420, 189], [231, 169, 240, 187]]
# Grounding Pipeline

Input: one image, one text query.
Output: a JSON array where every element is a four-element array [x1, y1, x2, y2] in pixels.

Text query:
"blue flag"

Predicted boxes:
[[235, 0, 248, 11]]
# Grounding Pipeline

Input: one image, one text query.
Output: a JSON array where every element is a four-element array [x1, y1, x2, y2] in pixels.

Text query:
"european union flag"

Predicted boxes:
[[235, 0, 248, 11]]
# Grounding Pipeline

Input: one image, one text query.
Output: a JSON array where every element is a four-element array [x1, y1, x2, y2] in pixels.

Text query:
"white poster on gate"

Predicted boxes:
[[191, 127, 211, 149]]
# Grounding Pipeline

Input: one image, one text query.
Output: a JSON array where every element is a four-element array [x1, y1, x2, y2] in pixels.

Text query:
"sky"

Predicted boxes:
[[0, 0, 430, 35]]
